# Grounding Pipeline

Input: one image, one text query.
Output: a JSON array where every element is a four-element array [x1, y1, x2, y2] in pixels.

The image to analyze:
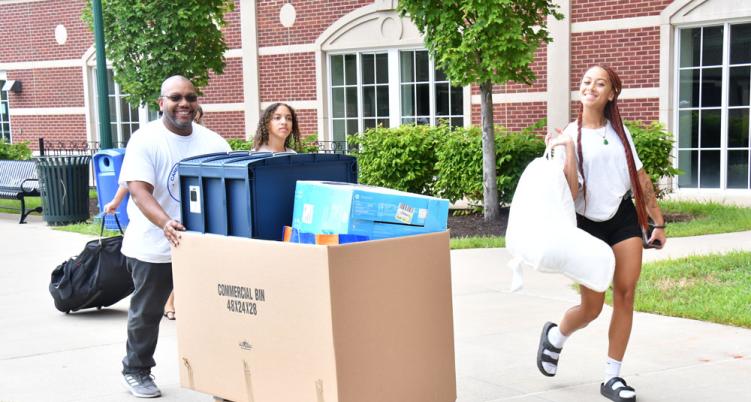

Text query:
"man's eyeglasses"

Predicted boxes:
[[163, 94, 198, 103]]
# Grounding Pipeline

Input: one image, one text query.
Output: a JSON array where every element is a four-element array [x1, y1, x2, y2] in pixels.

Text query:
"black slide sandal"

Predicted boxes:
[[601, 376, 636, 402], [536, 321, 562, 377]]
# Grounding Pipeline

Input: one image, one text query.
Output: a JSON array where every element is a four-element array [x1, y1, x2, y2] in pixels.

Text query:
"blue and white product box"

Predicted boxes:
[[292, 181, 449, 240]]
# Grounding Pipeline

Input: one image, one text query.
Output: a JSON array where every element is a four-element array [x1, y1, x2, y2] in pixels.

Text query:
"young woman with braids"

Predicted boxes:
[[538, 65, 667, 402], [253, 103, 301, 152]]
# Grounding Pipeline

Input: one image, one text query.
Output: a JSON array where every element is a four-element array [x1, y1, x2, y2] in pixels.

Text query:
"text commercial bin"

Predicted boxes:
[[179, 152, 357, 240], [93, 148, 128, 230], [36, 155, 91, 226]]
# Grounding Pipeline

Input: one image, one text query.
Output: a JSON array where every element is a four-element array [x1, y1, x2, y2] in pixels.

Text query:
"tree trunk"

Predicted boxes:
[[480, 80, 499, 221]]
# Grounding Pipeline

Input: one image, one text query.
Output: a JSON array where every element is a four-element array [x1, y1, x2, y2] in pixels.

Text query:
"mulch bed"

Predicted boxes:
[[446, 208, 693, 238], [447, 207, 509, 238]]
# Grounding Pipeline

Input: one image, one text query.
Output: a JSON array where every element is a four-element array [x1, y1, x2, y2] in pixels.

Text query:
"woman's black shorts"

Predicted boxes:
[[576, 197, 642, 247]]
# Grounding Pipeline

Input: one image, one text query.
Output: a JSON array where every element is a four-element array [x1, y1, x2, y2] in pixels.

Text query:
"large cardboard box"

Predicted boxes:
[[172, 231, 456, 402]]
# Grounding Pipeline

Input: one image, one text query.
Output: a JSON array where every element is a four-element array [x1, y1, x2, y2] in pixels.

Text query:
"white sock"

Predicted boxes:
[[604, 358, 636, 399], [548, 326, 568, 349], [541, 326, 568, 375]]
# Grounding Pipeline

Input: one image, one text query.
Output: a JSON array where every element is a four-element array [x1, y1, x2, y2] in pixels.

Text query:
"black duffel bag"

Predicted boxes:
[[49, 215, 134, 313]]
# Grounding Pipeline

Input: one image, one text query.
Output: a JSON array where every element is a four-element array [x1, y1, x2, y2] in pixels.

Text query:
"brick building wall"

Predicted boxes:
[[256, 0, 372, 47], [6, 68, 85, 109], [258, 53, 317, 102], [471, 102, 547, 133], [0, 0, 675, 147], [11, 115, 87, 147], [571, 0, 673, 23], [0, 0, 92, 62]]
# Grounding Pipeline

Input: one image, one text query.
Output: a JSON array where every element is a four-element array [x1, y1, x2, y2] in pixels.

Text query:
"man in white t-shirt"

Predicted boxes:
[[118, 76, 231, 398]]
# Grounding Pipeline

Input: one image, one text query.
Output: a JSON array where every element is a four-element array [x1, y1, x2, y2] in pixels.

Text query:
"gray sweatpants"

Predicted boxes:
[[121, 257, 173, 375]]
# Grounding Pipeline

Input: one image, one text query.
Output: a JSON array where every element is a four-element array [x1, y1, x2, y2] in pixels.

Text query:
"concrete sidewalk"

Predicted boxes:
[[0, 213, 749, 402]]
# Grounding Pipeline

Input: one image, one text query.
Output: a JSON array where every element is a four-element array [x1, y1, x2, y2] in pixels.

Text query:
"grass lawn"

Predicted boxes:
[[446, 200, 751, 250], [660, 200, 751, 237], [604, 252, 751, 328]]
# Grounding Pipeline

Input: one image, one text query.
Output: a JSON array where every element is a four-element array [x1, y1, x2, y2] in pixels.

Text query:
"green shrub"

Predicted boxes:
[[0, 140, 32, 160], [626, 120, 681, 199], [434, 125, 545, 205], [299, 133, 321, 153], [227, 138, 252, 151], [347, 125, 446, 194]]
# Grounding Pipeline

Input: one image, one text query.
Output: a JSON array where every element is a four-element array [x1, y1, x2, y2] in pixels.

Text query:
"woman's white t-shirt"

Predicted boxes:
[[556, 120, 642, 222]]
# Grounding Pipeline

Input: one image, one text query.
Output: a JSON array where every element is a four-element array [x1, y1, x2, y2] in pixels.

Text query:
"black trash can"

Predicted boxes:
[[36, 155, 91, 226]]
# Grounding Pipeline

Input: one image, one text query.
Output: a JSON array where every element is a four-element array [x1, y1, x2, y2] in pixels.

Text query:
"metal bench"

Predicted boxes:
[[0, 160, 43, 223]]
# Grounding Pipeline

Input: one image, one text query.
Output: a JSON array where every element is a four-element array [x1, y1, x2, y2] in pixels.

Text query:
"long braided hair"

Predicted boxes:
[[576, 65, 648, 232], [253, 102, 301, 151]]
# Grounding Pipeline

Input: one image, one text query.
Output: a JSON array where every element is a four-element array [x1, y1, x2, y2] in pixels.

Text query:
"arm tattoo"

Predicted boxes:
[[640, 173, 658, 209]]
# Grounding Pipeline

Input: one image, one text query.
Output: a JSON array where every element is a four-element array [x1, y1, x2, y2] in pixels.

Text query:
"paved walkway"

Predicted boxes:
[[0, 212, 749, 401]]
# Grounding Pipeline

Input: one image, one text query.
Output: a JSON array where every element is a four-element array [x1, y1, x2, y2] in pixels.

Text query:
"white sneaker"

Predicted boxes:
[[122, 372, 161, 398]]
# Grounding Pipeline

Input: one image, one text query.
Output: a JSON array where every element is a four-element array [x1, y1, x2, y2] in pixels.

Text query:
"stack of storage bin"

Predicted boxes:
[[178, 152, 357, 240]]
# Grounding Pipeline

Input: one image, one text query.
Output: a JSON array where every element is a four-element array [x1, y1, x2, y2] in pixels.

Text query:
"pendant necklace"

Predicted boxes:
[[601, 128, 609, 145]]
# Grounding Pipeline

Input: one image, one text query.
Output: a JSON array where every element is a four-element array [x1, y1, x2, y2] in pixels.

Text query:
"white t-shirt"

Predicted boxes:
[[556, 120, 642, 222], [118, 119, 231, 263]]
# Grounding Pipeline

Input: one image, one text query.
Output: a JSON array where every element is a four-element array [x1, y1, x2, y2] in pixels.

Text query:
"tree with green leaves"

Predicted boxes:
[[84, 0, 234, 108], [397, 0, 562, 221]]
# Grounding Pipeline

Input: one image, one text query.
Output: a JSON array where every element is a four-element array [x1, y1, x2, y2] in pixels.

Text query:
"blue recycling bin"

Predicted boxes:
[[178, 152, 358, 240], [93, 148, 129, 230]]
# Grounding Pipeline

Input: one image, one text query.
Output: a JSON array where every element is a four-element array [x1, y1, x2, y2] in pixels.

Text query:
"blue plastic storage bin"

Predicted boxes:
[[93, 148, 129, 230], [178, 153, 357, 240]]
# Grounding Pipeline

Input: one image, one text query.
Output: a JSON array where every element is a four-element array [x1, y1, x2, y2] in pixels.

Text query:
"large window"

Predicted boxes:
[[91, 68, 158, 147], [329, 49, 464, 143], [677, 22, 751, 190], [0, 80, 10, 142]]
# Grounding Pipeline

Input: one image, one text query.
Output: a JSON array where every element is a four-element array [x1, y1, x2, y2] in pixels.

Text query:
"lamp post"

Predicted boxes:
[[92, 0, 112, 149]]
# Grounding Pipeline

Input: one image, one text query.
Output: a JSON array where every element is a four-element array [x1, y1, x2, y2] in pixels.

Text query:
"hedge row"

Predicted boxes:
[[348, 119, 678, 205]]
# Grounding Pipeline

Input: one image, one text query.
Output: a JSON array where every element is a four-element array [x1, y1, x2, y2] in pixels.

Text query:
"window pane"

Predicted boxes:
[[678, 110, 699, 148], [400, 51, 414, 82], [332, 88, 345, 118], [0, 83, 7, 101], [727, 150, 749, 189], [361, 54, 374, 85], [363, 119, 376, 130], [376, 86, 389, 117], [729, 108, 750, 148], [377, 118, 389, 128], [0, 101, 6, 115], [451, 86, 463, 115], [401, 84, 414, 116], [451, 117, 463, 128], [106, 69, 116, 93], [700, 109, 721, 148], [416, 83, 430, 116], [344, 54, 357, 85], [120, 100, 131, 123], [680, 28, 701, 67], [333, 120, 346, 142], [346, 119, 359, 135], [679, 69, 700, 108], [435, 68, 447, 82], [362, 86, 375, 117], [700, 150, 721, 188], [345, 87, 358, 118], [702, 26, 724, 66], [678, 150, 698, 187], [415, 51, 429, 82], [376, 53, 388, 84], [730, 23, 751, 64], [436, 83, 449, 116], [729, 66, 750, 107], [331, 55, 344, 86], [701, 68, 722, 107], [108, 97, 117, 121], [402, 117, 415, 125], [416, 116, 430, 125]]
